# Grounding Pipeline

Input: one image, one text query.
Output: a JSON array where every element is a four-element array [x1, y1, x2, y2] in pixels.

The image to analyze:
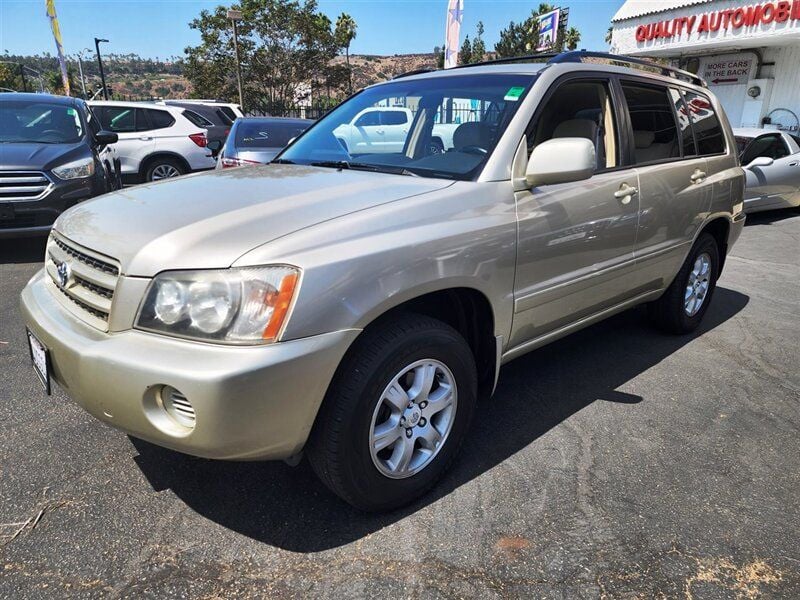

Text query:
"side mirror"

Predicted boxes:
[[745, 156, 774, 169], [207, 140, 223, 158], [94, 131, 118, 146], [526, 138, 596, 187]]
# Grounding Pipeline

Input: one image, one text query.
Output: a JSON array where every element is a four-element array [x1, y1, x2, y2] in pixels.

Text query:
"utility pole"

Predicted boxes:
[[94, 37, 109, 100], [227, 9, 244, 112]]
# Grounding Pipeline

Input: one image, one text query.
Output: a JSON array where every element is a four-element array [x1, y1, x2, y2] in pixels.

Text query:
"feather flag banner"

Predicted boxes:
[[444, 0, 464, 69], [45, 0, 71, 95]]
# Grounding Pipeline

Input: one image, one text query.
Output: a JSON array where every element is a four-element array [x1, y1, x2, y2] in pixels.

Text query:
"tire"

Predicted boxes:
[[648, 232, 720, 334], [144, 157, 185, 182], [306, 313, 477, 512]]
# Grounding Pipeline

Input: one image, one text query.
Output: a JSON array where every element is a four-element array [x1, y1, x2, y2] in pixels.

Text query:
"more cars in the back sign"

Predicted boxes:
[[213, 117, 313, 168], [734, 127, 800, 213], [0, 93, 120, 238], [89, 101, 216, 182]]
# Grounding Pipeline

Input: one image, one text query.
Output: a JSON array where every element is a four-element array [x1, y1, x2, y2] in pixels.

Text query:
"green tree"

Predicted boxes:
[[470, 21, 487, 63], [458, 35, 472, 66], [494, 4, 581, 58], [184, 0, 343, 113], [334, 12, 357, 92], [605, 26, 614, 46], [564, 26, 581, 51]]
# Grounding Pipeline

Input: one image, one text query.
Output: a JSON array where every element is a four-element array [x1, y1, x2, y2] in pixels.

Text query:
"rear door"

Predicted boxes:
[[623, 81, 713, 287], [95, 106, 154, 174], [379, 109, 410, 152]]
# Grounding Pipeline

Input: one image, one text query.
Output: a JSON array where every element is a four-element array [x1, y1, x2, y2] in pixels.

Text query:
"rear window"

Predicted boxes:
[[234, 121, 310, 148], [218, 106, 238, 122], [143, 109, 175, 130], [183, 110, 214, 128], [682, 91, 726, 155]]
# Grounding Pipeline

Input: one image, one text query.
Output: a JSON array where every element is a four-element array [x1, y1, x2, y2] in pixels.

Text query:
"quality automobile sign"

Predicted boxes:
[[635, 0, 800, 42]]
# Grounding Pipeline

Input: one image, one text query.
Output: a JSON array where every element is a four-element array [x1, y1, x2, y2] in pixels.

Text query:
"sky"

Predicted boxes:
[[0, 0, 620, 59]]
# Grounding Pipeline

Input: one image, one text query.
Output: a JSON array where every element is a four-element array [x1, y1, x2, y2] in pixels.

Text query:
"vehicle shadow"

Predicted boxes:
[[0, 236, 48, 264], [744, 208, 800, 227], [131, 286, 749, 552]]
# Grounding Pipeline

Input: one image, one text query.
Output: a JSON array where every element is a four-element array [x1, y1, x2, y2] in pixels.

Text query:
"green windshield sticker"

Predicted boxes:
[[504, 86, 525, 101], [67, 108, 77, 115]]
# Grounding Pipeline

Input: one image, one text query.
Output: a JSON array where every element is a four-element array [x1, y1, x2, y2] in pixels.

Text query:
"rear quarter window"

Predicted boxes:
[[142, 109, 176, 131], [682, 91, 726, 155]]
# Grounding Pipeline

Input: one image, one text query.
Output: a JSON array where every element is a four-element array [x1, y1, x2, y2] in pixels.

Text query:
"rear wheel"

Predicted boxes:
[[144, 158, 185, 182], [307, 313, 477, 511], [648, 232, 720, 334]]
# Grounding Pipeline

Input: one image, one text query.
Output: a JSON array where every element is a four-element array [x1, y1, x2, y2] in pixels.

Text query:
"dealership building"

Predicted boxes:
[[610, 0, 800, 131]]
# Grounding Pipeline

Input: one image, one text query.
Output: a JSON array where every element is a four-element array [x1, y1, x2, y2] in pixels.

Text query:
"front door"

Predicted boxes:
[[510, 77, 639, 348]]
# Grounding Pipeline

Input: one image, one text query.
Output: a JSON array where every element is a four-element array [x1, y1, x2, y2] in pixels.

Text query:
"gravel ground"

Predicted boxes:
[[1, 210, 798, 598]]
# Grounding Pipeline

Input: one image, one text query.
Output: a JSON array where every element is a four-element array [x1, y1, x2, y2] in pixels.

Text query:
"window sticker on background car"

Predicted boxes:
[[504, 86, 525, 101]]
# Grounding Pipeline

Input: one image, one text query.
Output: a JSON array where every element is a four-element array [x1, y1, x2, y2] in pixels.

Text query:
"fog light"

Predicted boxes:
[[160, 385, 196, 429]]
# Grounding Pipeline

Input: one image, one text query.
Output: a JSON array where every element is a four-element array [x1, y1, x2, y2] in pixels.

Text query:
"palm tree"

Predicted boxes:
[[335, 13, 358, 93], [605, 26, 614, 46], [564, 27, 581, 51]]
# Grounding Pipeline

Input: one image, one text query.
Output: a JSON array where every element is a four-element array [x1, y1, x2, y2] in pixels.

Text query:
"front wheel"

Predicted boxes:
[[648, 232, 720, 334], [306, 314, 477, 511]]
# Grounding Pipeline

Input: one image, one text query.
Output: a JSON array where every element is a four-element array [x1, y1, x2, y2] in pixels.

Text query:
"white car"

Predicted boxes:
[[167, 99, 245, 122], [88, 101, 216, 182], [734, 127, 800, 213], [333, 106, 475, 155]]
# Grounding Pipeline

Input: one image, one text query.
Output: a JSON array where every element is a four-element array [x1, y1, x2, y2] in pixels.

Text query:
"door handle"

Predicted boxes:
[[690, 169, 707, 183], [789, 161, 799, 167], [375, 129, 385, 134], [139, 135, 153, 141], [614, 183, 638, 204]]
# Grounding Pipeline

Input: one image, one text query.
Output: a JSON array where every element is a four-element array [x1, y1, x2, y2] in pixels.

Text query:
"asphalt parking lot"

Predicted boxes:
[[1, 211, 799, 599]]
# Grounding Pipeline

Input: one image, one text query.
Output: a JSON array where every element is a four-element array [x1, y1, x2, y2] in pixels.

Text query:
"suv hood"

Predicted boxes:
[[0, 141, 87, 171], [55, 164, 453, 276]]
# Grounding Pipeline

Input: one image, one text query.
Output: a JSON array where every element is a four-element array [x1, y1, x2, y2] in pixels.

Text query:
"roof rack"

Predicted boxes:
[[552, 50, 706, 87], [415, 49, 705, 87]]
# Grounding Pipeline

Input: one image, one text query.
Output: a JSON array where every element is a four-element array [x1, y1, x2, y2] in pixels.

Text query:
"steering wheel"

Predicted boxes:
[[459, 145, 487, 156], [39, 129, 65, 142]]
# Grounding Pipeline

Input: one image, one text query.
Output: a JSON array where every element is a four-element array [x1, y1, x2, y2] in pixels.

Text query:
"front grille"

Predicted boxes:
[[0, 171, 52, 201], [45, 233, 120, 331]]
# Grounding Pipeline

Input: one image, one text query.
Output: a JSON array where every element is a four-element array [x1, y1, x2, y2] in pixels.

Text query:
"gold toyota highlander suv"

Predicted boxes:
[[21, 52, 746, 511]]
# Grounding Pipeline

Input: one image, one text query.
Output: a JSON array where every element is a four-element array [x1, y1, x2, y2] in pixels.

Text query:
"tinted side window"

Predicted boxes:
[[218, 106, 238, 122], [682, 91, 726, 155], [183, 110, 214, 128], [354, 111, 381, 127], [621, 82, 680, 164], [99, 106, 136, 132], [143, 109, 175, 130], [668, 88, 696, 156], [741, 134, 789, 164], [529, 79, 619, 170], [381, 111, 408, 125]]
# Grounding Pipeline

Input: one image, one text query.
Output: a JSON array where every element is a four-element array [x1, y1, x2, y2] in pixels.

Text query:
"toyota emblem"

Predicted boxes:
[[56, 261, 72, 288]]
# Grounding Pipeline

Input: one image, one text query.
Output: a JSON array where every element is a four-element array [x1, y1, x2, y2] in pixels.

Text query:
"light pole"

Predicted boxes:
[[94, 37, 109, 100], [227, 9, 244, 112]]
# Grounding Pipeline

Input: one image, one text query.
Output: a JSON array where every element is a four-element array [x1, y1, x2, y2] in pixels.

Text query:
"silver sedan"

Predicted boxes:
[[735, 128, 800, 213]]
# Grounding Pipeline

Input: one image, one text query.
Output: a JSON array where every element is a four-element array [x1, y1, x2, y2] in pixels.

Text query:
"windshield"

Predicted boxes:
[[0, 101, 85, 144], [236, 120, 311, 148], [278, 73, 536, 180]]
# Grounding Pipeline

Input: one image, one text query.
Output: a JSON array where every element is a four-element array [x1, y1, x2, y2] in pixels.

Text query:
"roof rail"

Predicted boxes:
[[422, 49, 706, 87], [551, 50, 706, 87]]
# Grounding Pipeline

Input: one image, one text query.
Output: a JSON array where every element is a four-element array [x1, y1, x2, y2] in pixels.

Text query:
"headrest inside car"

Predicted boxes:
[[553, 119, 598, 141], [453, 122, 492, 150]]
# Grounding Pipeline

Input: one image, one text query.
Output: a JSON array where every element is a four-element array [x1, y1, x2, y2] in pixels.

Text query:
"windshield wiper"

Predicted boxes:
[[311, 160, 418, 177], [270, 158, 296, 164]]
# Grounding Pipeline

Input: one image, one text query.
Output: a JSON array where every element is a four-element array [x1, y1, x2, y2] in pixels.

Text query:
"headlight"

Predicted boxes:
[[136, 266, 300, 344], [52, 158, 95, 180]]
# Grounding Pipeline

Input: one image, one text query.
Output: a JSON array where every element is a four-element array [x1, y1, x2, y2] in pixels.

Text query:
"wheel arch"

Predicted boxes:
[[139, 152, 191, 179], [697, 215, 731, 274]]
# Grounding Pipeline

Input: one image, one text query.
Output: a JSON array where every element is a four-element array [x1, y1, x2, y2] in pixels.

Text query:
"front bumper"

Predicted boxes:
[[20, 269, 359, 460]]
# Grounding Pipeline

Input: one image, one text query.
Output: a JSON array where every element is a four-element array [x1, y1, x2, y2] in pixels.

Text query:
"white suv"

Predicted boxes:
[[89, 101, 216, 182]]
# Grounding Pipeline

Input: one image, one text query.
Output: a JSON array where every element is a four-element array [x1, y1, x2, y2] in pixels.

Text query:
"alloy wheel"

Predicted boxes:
[[368, 359, 457, 479], [684, 252, 712, 316], [151, 164, 181, 180]]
